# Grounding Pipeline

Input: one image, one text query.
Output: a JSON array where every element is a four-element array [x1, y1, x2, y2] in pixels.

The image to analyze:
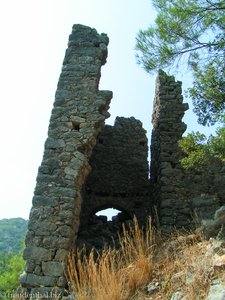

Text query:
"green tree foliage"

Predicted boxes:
[[136, 0, 225, 125], [0, 251, 24, 297], [209, 126, 225, 160], [188, 58, 225, 125], [179, 127, 225, 170], [0, 219, 26, 298]]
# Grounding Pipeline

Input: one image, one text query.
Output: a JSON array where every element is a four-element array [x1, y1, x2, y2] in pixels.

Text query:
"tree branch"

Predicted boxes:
[[175, 44, 211, 56], [206, 0, 225, 10]]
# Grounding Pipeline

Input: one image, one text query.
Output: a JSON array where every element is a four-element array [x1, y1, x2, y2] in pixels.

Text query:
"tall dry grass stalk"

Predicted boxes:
[[67, 248, 124, 300], [119, 217, 154, 295], [66, 217, 155, 300]]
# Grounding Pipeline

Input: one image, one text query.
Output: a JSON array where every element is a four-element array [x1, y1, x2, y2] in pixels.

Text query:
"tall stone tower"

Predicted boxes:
[[20, 24, 112, 296], [150, 70, 189, 232]]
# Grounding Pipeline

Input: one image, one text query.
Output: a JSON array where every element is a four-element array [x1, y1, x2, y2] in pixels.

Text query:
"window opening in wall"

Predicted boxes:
[[72, 121, 80, 131], [96, 208, 121, 221]]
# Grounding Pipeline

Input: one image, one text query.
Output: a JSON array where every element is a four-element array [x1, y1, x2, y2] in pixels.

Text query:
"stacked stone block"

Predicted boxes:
[[20, 24, 112, 296]]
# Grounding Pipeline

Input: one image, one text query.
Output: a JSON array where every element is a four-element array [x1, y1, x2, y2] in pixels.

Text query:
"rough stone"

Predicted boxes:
[[54, 249, 68, 262], [170, 291, 184, 300], [207, 283, 225, 300], [202, 206, 225, 239], [147, 283, 159, 294], [215, 206, 225, 222], [42, 261, 65, 276], [23, 246, 54, 261], [20, 272, 57, 287], [213, 254, 225, 271]]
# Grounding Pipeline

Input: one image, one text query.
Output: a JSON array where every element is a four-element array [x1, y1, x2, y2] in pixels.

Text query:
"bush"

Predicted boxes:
[[0, 251, 25, 297]]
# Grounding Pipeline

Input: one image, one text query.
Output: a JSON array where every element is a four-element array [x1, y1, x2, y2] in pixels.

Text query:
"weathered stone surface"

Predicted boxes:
[[23, 246, 54, 261], [213, 254, 225, 271], [42, 261, 65, 276], [42, 236, 71, 249], [207, 283, 225, 300], [170, 291, 184, 300], [57, 276, 67, 288], [202, 206, 225, 239], [54, 249, 68, 262], [20, 272, 57, 287], [191, 195, 221, 220], [44, 138, 65, 149], [215, 206, 225, 222]]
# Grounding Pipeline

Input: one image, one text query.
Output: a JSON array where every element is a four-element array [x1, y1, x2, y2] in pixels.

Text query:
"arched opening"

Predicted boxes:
[[93, 205, 131, 224], [96, 208, 121, 221], [77, 206, 132, 252]]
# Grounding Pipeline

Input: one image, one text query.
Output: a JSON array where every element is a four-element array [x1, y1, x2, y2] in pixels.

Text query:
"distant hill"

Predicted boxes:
[[0, 218, 28, 253]]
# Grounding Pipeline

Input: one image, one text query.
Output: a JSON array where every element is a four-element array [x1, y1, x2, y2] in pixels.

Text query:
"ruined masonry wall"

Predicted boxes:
[[77, 117, 151, 251], [84, 117, 149, 197], [20, 25, 112, 294], [20, 24, 225, 297], [151, 71, 225, 229], [150, 70, 189, 232]]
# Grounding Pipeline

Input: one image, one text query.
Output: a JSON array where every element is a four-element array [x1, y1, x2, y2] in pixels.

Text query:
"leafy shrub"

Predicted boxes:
[[0, 251, 25, 297]]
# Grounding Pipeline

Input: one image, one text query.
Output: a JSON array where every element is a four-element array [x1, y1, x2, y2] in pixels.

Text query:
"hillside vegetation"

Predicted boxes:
[[0, 218, 26, 298], [0, 218, 27, 253]]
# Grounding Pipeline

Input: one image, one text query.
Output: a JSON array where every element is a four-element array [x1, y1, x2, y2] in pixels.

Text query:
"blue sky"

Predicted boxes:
[[0, 0, 215, 220]]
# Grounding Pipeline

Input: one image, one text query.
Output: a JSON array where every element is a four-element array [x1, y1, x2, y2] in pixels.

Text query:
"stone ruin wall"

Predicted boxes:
[[20, 24, 225, 296], [20, 24, 112, 295], [77, 116, 151, 251], [182, 161, 225, 222], [150, 71, 190, 232], [151, 71, 225, 231]]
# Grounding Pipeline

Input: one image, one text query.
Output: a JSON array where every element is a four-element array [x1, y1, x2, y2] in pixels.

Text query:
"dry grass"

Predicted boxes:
[[66, 218, 223, 300], [67, 248, 124, 300], [118, 218, 154, 296], [67, 217, 154, 300]]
